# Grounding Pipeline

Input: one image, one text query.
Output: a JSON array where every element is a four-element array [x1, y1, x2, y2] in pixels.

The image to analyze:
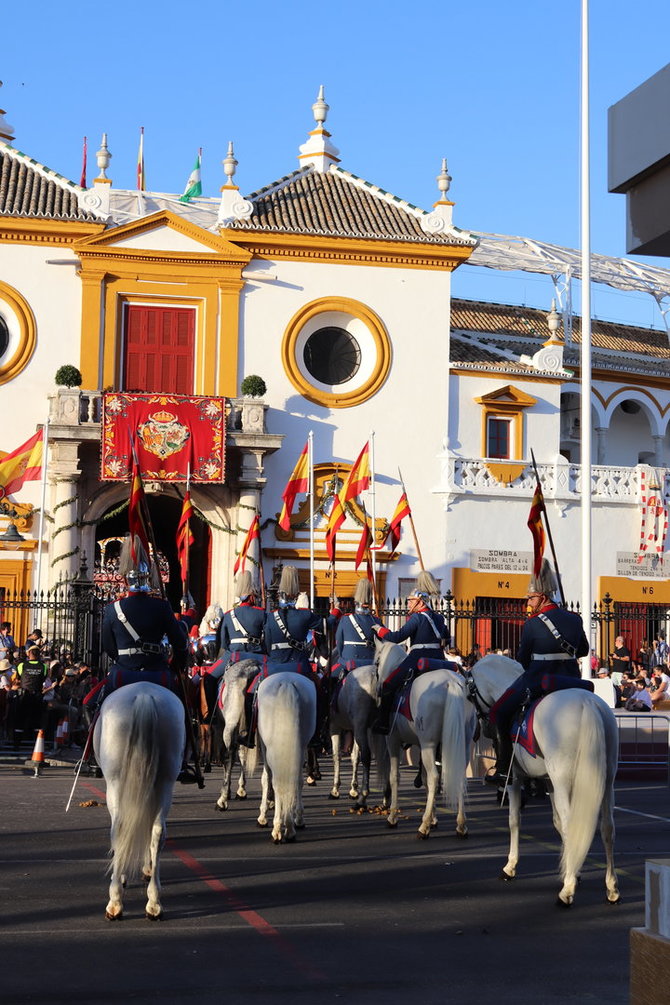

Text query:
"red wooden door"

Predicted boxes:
[[123, 305, 195, 394]]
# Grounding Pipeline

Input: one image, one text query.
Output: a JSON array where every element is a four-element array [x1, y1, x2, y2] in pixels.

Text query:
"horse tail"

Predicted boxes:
[[371, 731, 390, 792], [109, 692, 161, 880], [440, 674, 469, 813], [561, 696, 607, 883], [266, 679, 305, 823]]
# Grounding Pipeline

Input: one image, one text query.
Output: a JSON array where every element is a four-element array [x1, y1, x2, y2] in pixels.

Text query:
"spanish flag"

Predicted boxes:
[[384, 492, 411, 555], [355, 518, 373, 571], [128, 452, 151, 564], [325, 491, 346, 563], [527, 481, 546, 575], [0, 429, 43, 500], [278, 442, 309, 531], [176, 490, 194, 586], [234, 513, 260, 574], [341, 441, 370, 502]]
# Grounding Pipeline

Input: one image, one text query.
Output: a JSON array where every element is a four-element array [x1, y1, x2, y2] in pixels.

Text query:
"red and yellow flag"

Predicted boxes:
[[128, 452, 151, 564], [325, 492, 346, 564], [176, 490, 194, 586], [355, 519, 372, 571], [384, 492, 411, 555], [234, 513, 260, 574], [0, 429, 44, 500], [342, 442, 370, 502], [278, 442, 309, 531], [527, 481, 546, 575]]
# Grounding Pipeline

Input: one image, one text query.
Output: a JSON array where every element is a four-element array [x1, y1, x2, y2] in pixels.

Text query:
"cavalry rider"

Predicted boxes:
[[217, 570, 266, 667], [333, 578, 382, 679], [263, 566, 324, 672], [371, 570, 449, 734], [94, 535, 194, 782], [485, 559, 590, 786]]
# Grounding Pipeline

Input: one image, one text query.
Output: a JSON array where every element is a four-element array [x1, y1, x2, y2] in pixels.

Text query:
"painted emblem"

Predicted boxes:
[[137, 410, 190, 459]]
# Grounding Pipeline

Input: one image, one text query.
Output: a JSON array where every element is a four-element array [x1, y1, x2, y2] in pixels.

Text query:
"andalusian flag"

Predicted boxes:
[[384, 492, 411, 555], [128, 451, 151, 564], [0, 429, 44, 500], [179, 149, 202, 202], [342, 442, 370, 502], [137, 127, 145, 191], [278, 442, 309, 531], [325, 491, 346, 564], [176, 490, 194, 586], [234, 513, 260, 574], [527, 481, 546, 575]]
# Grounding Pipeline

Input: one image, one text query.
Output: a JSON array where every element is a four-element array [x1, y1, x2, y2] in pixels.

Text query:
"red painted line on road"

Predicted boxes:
[[167, 840, 325, 982]]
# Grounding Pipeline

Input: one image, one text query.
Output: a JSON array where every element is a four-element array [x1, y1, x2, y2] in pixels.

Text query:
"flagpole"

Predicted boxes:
[[580, 0, 593, 673], [36, 417, 49, 598], [256, 511, 267, 608], [530, 449, 567, 608], [308, 430, 314, 609], [183, 462, 191, 600], [398, 467, 425, 572], [369, 432, 376, 590]]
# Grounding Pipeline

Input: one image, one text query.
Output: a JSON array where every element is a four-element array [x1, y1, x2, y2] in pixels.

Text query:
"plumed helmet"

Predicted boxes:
[[118, 534, 154, 593], [295, 592, 309, 609], [354, 578, 374, 608], [409, 570, 440, 607], [235, 570, 255, 602], [528, 559, 558, 598], [278, 565, 300, 599]]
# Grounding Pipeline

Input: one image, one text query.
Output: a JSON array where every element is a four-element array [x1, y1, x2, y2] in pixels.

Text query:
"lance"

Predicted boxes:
[[256, 511, 267, 608], [530, 449, 567, 608], [179, 462, 192, 602], [397, 468, 425, 572], [129, 435, 205, 788]]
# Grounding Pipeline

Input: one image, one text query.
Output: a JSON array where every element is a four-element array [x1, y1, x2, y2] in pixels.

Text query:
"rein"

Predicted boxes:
[[460, 664, 494, 724]]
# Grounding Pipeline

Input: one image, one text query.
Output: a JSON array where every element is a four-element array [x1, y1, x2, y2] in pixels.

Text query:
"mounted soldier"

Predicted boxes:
[[332, 578, 382, 679], [485, 558, 591, 786], [371, 570, 449, 734], [216, 571, 266, 668]]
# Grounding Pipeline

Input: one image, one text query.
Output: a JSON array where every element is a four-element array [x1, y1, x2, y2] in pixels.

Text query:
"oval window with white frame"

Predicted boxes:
[[0, 282, 37, 386], [281, 297, 392, 408]]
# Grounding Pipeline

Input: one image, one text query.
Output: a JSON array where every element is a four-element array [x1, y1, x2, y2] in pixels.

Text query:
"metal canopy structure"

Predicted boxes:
[[466, 231, 670, 337]]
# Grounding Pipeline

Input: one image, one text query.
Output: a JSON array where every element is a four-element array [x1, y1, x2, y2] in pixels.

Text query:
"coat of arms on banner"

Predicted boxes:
[[101, 393, 226, 482]]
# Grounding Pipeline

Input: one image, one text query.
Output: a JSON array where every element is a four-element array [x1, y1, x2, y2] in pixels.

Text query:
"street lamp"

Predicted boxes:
[[0, 522, 25, 550]]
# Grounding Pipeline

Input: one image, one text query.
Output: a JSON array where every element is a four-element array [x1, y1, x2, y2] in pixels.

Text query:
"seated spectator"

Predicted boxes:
[[625, 677, 653, 712], [650, 673, 670, 708]]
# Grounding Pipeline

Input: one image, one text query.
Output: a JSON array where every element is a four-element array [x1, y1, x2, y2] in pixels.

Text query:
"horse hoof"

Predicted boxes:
[[105, 911, 123, 921], [295, 822, 306, 830], [203, 764, 212, 774], [499, 870, 514, 882], [215, 802, 227, 812], [257, 820, 268, 829], [417, 830, 430, 840], [142, 872, 152, 884], [608, 895, 621, 905], [456, 830, 469, 840], [556, 896, 573, 909], [387, 819, 398, 829], [285, 834, 297, 843], [328, 792, 340, 800], [306, 777, 317, 786], [146, 910, 163, 921], [234, 793, 247, 800]]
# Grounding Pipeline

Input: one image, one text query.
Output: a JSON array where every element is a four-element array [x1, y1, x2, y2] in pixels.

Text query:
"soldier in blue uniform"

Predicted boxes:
[[263, 566, 324, 672], [217, 571, 266, 667], [371, 571, 449, 734], [485, 560, 590, 786], [333, 578, 382, 678]]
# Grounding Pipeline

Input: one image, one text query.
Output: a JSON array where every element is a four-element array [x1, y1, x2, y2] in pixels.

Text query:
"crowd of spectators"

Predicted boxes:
[[591, 633, 670, 711]]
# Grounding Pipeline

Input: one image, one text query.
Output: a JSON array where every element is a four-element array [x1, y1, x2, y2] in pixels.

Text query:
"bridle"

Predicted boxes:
[[460, 663, 494, 726]]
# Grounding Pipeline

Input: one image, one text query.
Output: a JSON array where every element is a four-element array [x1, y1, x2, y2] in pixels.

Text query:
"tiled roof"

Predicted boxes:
[[227, 165, 476, 245], [450, 334, 536, 373], [0, 144, 99, 222]]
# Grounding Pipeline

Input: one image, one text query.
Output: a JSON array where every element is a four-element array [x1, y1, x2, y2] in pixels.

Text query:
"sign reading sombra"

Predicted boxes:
[[471, 549, 533, 574]]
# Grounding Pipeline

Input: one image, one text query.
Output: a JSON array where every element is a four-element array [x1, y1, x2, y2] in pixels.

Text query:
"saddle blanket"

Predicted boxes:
[[106, 667, 176, 693], [510, 697, 543, 757]]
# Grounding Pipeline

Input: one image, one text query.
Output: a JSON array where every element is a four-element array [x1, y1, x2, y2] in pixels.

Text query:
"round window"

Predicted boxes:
[[303, 326, 361, 385], [0, 316, 8, 359]]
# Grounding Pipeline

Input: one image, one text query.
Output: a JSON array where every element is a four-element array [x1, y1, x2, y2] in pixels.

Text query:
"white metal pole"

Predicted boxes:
[[580, 0, 593, 676], [36, 417, 49, 598], [308, 430, 314, 609], [369, 432, 376, 585]]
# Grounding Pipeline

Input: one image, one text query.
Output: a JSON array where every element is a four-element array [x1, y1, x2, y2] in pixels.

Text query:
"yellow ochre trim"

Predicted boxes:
[[281, 296, 392, 409], [475, 384, 536, 463], [0, 281, 37, 385], [598, 576, 670, 604], [0, 218, 104, 246]]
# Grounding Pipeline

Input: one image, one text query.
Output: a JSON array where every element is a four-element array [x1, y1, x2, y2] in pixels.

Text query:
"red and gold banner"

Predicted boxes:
[[101, 393, 225, 482]]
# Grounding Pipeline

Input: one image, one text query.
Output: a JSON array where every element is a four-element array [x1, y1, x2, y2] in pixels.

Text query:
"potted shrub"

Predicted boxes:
[[55, 364, 83, 388], [240, 374, 267, 397]]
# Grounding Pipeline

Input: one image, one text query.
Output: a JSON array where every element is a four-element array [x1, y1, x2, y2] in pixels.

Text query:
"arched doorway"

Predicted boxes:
[[95, 494, 211, 614]]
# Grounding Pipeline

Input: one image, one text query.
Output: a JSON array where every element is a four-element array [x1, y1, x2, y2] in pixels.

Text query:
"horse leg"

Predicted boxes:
[[417, 745, 439, 839], [349, 741, 361, 800], [257, 762, 270, 828], [215, 743, 233, 811], [386, 740, 401, 828], [600, 787, 620, 904], [551, 779, 578, 906], [356, 734, 371, 809], [145, 818, 166, 920], [235, 744, 248, 799], [500, 777, 522, 881], [330, 732, 341, 799]]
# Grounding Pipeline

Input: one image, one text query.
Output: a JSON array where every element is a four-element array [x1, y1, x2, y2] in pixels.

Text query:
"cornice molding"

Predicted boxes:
[[0, 218, 105, 245]]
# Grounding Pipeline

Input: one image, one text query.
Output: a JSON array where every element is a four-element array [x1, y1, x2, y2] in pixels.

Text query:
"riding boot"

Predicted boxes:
[[238, 690, 256, 748], [485, 723, 514, 786], [371, 691, 395, 735]]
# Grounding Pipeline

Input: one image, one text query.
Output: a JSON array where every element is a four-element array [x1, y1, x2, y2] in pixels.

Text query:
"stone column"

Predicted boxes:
[[48, 439, 82, 587], [595, 427, 607, 465], [653, 435, 664, 466]]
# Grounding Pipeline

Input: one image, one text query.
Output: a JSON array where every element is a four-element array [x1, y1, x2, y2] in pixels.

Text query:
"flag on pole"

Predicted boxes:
[[355, 519, 372, 571], [179, 149, 202, 202], [325, 491, 346, 563], [0, 429, 44, 500], [137, 127, 145, 191], [234, 513, 260, 574], [527, 481, 546, 575], [383, 492, 411, 555], [128, 450, 151, 564], [341, 442, 370, 502], [79, 136, 87, 188], [176, 490, 194, 586], [278, 442, 309, 531]]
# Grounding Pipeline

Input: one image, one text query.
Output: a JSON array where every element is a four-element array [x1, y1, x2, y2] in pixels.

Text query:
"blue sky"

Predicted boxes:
[[4, 0, 670, 329]]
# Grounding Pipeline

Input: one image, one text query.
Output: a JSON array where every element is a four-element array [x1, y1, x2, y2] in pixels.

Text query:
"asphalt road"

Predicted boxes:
[[0, 754, 666, 1005]]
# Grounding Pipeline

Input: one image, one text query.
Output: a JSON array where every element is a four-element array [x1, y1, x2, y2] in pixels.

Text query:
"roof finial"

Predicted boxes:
[[298, 86, 340, 172], [94, 133, 112, 182], [217, 140, 253, 228], [437, 157, 452, 199], [223, 141, 238, 186], [0, 82, 15, 144]]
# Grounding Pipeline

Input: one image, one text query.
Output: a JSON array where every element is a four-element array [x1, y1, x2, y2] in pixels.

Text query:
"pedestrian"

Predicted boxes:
[[610, 636, 631, 676], [15, 645, 48, 746], [0, 622, 15, 662]]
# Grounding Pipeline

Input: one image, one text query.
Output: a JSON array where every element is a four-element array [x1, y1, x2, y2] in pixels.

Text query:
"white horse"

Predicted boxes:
[[214, 660, 258, 811], [375, 640, 475, 838], [465, 653, 619, 907], [246, 672, 316, 843], [93, 682, 185, 921], [328, 663, 381, 808]]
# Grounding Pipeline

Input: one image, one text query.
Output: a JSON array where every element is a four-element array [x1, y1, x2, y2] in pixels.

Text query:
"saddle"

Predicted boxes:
[[510, 675, 596, 757], [107, 667, 177, 693]]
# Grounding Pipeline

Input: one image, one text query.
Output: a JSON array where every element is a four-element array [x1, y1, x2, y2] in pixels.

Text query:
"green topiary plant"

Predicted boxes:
[[55, 364, 83, 388], [240, 374, 267, 397]]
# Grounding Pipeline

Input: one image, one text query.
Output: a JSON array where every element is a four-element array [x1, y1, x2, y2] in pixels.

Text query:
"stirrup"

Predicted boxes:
[[484, 766, 509, 787], [177, 764, 199, 785]]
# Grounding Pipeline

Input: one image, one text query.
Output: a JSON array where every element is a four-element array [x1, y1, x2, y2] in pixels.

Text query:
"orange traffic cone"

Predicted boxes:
[[61, 717, 69, 747], [54, 719, 63, 749], [31, 729, 46, 777]]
